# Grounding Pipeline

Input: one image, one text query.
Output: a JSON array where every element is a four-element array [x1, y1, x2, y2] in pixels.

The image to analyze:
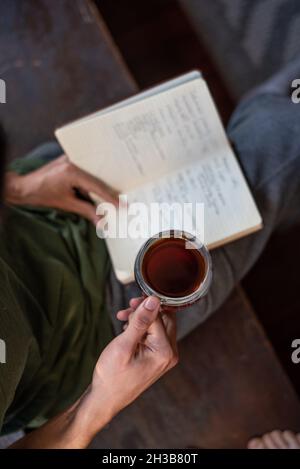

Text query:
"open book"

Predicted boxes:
[[55, 71, 262, 283]]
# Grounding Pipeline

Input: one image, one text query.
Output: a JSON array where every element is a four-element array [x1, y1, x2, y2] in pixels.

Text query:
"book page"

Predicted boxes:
[[56, 78, 228, 192], [80, 71, 202, 123], [128, 154, 262, 246], [105, 152, 262, 283]]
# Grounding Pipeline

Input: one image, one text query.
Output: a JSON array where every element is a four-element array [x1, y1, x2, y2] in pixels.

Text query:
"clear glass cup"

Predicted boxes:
[[134, 230, 212, 308]]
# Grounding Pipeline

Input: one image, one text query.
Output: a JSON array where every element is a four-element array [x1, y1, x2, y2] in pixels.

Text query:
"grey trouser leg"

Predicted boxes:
[[176, 89, 300, 339]]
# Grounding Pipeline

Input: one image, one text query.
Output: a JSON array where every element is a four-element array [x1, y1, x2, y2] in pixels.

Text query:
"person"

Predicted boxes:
[[0, 150, 178, 448], [117, 57, 300, 450], [1, 57, 300, 448], [8, 296, 177, 449]]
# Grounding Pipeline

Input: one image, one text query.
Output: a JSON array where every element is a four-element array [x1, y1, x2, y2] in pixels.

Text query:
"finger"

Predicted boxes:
[[267, 430, 287, 449], [126, 302, 175, 351], [57, 154, 69, 164], [282, 430, 300, 448], [68, 197, 99, 225], [143, 315, 177, 373], [42, 154, 67, 168], [247, 437, 265, 449], [121, 310, 173, 351], [144, 314, 170, 351], [129, 297, 144, 310], [116, 297, 144, 321], [117, 307, 134, 321], [142, 306, 175, 353], [72, 165, 118, 205], [161, 313, 177, 354], [122, 296, 161, 351], [262, 433, 278, 449]]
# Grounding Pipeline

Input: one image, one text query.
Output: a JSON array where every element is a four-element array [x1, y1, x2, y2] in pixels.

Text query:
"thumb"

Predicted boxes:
[[123, 296, 161, 350]]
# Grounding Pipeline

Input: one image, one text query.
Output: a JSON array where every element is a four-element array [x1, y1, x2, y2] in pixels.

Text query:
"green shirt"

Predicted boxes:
[[0, 156, 113, 434]]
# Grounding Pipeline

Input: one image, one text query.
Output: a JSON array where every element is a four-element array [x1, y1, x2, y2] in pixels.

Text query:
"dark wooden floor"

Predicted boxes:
[[99, 0, 300, 395], [97, 0, 233, 124]]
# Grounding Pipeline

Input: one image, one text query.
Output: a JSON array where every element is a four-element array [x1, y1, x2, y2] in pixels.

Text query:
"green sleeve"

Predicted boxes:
[[0, 269, 32, 433]]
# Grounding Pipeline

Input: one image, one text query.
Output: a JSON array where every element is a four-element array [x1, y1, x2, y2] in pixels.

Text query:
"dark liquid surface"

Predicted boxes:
[[142, 238, 206, 298]]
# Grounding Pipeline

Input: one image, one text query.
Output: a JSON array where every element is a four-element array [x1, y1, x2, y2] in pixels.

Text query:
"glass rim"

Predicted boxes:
[[134, 230, 212, 307]]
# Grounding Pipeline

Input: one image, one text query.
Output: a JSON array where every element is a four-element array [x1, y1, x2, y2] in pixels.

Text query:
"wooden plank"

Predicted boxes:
[[243, 227, 300, 396], [0, 0, 137, 161], [1, 0, 299, 449], [98, 0, 234, 123], [90, 287, 300, 449]]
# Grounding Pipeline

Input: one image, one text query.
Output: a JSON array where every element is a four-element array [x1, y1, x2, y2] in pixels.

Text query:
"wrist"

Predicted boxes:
[[70, 386, 115, 444], [4, 172, 27, 204]]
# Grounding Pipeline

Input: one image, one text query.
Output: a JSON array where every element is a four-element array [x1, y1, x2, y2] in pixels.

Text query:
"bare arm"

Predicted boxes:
[[5, 154, 118, 225], [10, 297, 177, 449], [10, 387, 110, 449]]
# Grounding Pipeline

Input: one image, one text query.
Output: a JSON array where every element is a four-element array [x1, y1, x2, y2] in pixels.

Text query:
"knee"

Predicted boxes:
[[227, 93, 300, 190], [228, 93, 300, 236]]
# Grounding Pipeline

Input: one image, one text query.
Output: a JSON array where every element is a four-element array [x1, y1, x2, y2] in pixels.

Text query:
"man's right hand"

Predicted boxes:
[[82, 296, 178, 434], [10, 296, 178, 449]]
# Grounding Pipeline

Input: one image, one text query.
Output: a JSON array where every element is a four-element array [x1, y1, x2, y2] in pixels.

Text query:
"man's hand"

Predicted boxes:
[[5, 155, 117, 225], [10, 296, 178, 448], [83, 296, 178, 430]]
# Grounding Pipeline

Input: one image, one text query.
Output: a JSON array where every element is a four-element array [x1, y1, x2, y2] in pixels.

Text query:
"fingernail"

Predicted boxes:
[[144, 296, 159, 311], [247, 438, 260, 449]]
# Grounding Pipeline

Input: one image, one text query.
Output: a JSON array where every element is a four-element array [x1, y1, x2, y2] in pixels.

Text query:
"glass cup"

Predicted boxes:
[[134, 230, 212, 308]]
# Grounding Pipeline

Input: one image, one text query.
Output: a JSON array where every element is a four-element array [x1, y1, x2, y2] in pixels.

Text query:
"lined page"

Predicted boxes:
[[128, 155, 262, 246], [105, 153, 262, 283], [56, 78, 230, 192]]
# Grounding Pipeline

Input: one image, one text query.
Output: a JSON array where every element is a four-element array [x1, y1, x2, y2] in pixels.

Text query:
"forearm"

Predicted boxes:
[[4, 172, 26, 205], [9, 387, 113, 449]]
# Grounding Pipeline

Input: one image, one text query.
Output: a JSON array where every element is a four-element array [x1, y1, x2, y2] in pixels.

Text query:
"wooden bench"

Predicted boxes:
[[0, 0, 136, 161], [91, 287, 300, 448], [1, 0, 299, 448]]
